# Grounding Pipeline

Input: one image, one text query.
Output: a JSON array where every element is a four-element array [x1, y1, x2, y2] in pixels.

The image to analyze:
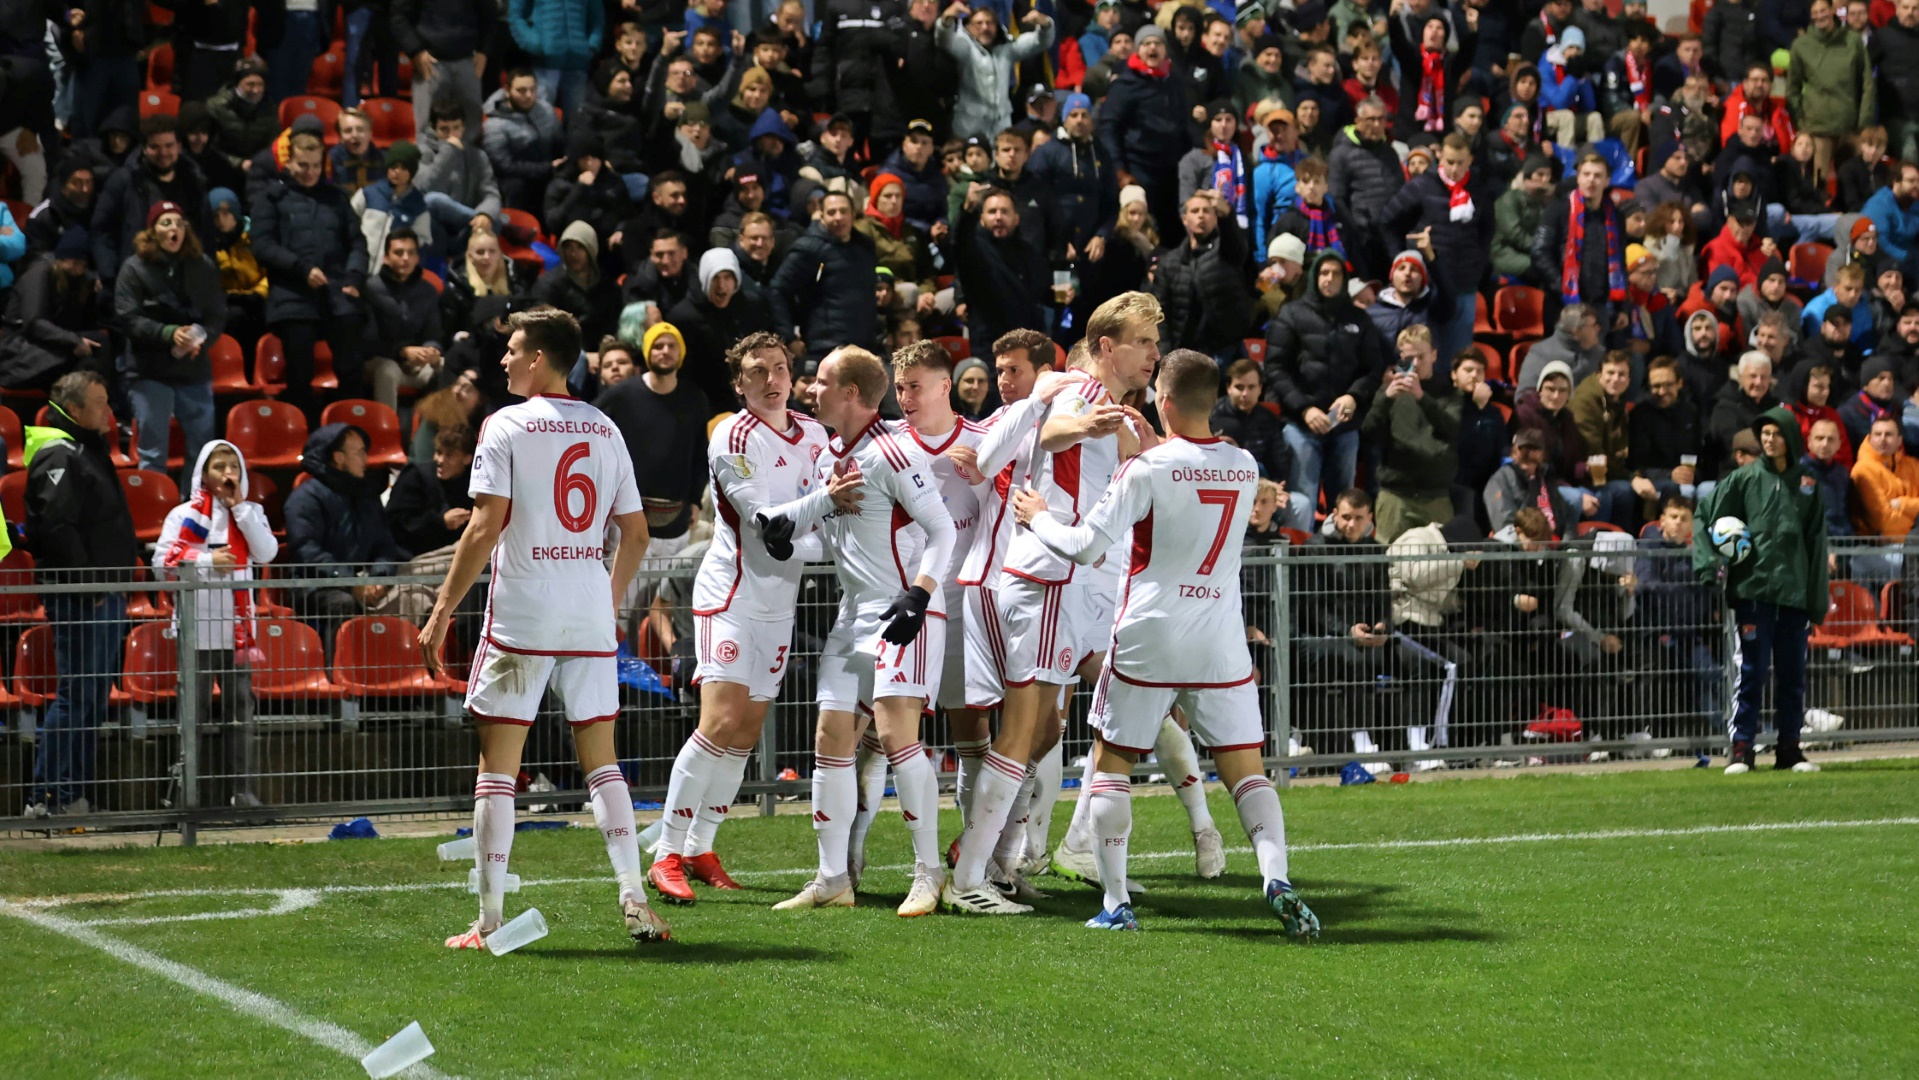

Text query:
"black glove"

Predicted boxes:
[[880, 585, 931, 646], [757, 512, 796, 561]]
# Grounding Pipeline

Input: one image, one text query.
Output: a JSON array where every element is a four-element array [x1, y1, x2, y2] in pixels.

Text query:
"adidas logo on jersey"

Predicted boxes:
[[775, 456, 788, 466]]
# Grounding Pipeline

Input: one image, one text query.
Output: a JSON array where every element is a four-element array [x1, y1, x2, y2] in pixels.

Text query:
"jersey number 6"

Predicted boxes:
[[555, 442, 599, 533]]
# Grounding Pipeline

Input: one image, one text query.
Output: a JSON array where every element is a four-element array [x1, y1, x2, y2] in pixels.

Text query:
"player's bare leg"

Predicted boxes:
[[1213, 747, 1318, 940], [773, 708, 862, 910], [869, 695, 944, 916], [573, 720, 670, 941], [651, 681, 764, 903]]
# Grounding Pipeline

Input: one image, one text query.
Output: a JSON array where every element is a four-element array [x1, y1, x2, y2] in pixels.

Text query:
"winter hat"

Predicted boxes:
[[1706, 265, 1741, 296], [1536, 359, 1574, 391], [207, 187, 240, 215], [1134, 23, 1166, 46], [1268, 233, 1307, 264], [178, 99, 215, 135], [1649, 138, 1682, 174], [1207, 99, 1238, 121], [1062, 92, 1092, 115], [1861, 355, 1898, 388], [1852, 217, 1877, 242], [560, 219, 599, 260], [385, 139, 421, 173], [698, 246, 742, 294], [1519, 152, 1554, 179], [145, 199, 184, 229], [1119, 183, 1147, 209], [232, 56, 268, 84], [953, 357, 989, 386], [641, 321, 686, 361], [680, 101, 711, 126], [289, 114, 325, 138], [1253, 33, 1285, 57], [1289, 0, 1327, 31], [1625, 243, 1652, 270], [1618, 199, 1645, 221], [1390, 249, 1428, 286], [1406, 144, 1436, 170], [53, 226, 89, 261], [566, 131, 605, 163], [1758, 256, 1788, 284], [1560, 25, 1586, 50]]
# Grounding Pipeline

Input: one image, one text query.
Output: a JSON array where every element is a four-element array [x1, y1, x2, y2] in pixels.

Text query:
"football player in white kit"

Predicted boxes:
[[1012, 349, 1320, 937], [420, 310, 672, 947], [646, 332, 839, 905], [757, 346, 960, 916], [945, 293, 1161, 913], [844, 341, 985, 880]]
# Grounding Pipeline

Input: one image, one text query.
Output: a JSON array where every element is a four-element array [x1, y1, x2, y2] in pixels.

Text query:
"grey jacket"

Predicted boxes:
[[481, 89, 564, 189], [418, 132, 504, 222], [936, 15, 1055, 141]]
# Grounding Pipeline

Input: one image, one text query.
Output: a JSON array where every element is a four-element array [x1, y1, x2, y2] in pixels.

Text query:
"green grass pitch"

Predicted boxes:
[[4, 761, 1919, 1078]]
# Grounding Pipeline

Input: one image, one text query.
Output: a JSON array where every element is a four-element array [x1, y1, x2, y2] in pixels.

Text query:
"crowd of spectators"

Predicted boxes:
[[9, 0, 1919, 811]]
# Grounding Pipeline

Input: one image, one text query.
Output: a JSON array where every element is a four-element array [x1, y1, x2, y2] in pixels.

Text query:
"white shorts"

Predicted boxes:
[[817, 612, 947, 714], [1089, 666, 1264, 756], [1069, 568, 1121, 670], [937, 585, 968, 711], [464, 639, 618, 726], [999, 576, 1082, 686], [960, 583, 1007, 710], [693, 608, 796, 702]]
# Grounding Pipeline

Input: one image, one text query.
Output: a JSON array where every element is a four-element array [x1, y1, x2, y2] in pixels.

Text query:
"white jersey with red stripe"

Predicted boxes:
[[1026, 436, 1259, 686], [691, 409, 832, 618], [894, 417, 984, 588], [955, 393, 1050, 590], [771, 416, 958, 641], [469, 394, 642, 656], [1002, 373, 1123, 587]]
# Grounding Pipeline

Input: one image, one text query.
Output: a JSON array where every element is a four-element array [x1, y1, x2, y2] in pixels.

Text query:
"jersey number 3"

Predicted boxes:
[[1196, 489, 1239, 576], [555, 442, 598, 534]]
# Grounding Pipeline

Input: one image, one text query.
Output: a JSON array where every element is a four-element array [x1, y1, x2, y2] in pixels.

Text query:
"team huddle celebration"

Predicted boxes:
[[433, 296, 1309, 945]]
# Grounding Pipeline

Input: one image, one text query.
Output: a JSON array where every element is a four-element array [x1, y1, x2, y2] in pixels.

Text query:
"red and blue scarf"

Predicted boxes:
[[163, 488, 261, 663], [1301, 198, 1343, 256], [1210, 140, 1248, 227], [1562, 189, 1626, 306], [1416, 47, 1447, 133]]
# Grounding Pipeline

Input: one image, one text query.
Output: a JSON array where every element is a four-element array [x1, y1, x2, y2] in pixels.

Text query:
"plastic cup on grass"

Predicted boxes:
[[466, 869, 521, 893], [437, 836, 476, 861], [361, 1021, 435, 1078], [484, 908, 548, 955]]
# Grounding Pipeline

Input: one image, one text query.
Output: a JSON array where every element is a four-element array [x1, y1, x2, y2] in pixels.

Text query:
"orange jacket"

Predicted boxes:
[[1849, 440, 1919, 537]]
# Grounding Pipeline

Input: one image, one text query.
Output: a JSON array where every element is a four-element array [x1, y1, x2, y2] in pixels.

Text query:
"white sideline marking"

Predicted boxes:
[[8, 816, 1917, 909], [71, 888, 324, 927], [0, 900, 457, 1079]]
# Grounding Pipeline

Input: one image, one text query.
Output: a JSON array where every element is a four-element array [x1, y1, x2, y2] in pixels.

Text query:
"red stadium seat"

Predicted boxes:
[[1470, 341, 1503, 383], [1811, 581, 1915, 648], [0, 403, 21, 469], [247, 471, 286, 536], [313, 339, 340, 390], [319, 399, 407, 467], [498, 208, 548, 272], [422, 268, 444, 294], [125, 564, 174, 622], [1473, 292, 1495, 335], [1278, 527, 1312, 546], [14, 623, 58, 707], [0, 470, 26, 525], [254, 619, 353, 702], [1788, 242, 1832, 288], [146, 42, 173, 91], [1575, 520, 1626, 536], [278, 96, 343, 136], [1243, 338, 1267, 364], [332, 615, 447, 695], [1493, 285, 1546, 339], [139, 91, 181, 118], [1509, 339, 1539, 387], [122, 621, 186, 705], [253, 332, 288, 396], [225, 401, 310, 469], [308, 48, 345, 98], [0, 549, 46, 624], [119, 469, 181, 543], [363, 98, 415, 144], [209, 334, 257, 397], [933, 336, 969, 361]]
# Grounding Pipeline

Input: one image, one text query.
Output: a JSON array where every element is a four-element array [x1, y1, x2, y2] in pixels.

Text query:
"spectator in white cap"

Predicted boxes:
[[667, 246, 776, 410], [1259, 232, 1308, 317]]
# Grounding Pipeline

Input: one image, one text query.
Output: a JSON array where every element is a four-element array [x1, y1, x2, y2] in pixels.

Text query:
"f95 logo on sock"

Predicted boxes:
[[606, 827, 629, 836], [487, 853, 509, 862]]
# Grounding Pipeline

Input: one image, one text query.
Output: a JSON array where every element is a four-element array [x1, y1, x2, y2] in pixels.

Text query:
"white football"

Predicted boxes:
[[1710, 516, 1752, 565]]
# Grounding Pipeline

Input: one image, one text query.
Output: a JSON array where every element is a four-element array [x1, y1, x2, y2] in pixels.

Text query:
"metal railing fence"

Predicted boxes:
[[3, 535, 1914, 841]]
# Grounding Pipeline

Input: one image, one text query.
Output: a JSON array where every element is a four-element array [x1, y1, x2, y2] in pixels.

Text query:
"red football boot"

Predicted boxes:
[[683, 851, 743, 890], [648, 853, 697, 905]]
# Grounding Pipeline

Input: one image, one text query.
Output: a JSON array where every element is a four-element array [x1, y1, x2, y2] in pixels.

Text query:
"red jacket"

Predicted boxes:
[[1701, 231, 1768, 289], [1719, 86, 1796, 149]]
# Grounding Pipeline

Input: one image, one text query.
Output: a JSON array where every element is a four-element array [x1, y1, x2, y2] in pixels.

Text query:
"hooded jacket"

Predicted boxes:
[[1366, 249, 1452, 346], [1850, 432, 1919, 537], [878, 146, 951, 233], [206, 85, 280, 161], [23, 403, 139, 579], [152, 439, 280, 649], [1262, 251, 1386, 420], [1694, 405, 1829, 617], [1027, 131, 1115, 252], [1492, 184, 1545, 280], [729, 111, 802, 218], [666, 256, 777, 411], [282, 423, 409, 578], [1387, 523, 1465, 629]]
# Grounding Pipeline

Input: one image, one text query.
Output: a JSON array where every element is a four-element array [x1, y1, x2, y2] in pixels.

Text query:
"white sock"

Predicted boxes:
[[1407, 726, 1430, 752], [1088, 772, 1133, 913], [812, 755, 857, 881], [1063, 753, 1098, 850], [993, 767, 1038, 868], [684, 746, 750, 857], [1155, 716, 1216, 833], [585, 764, 643, 905], [472, 772, 517, 930], [888, 740, 941, 869], [1025, 741, 1063, 858], [660, 731, 725, 857], [953, 737, 990, 827], [848, 732, 889, 863], [1232, 774, 1290, 886], [954, 751, 1025, 889], [1353, 730, 1377, 755]]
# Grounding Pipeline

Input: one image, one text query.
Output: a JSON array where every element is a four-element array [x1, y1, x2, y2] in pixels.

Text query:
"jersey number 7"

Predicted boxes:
[[1196, 489, 1240, 576], [555, 442, 599, 534]]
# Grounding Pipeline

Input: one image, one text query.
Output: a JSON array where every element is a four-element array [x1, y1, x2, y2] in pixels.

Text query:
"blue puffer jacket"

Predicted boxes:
[[282, 423, 410, 578], [507, 0, 604, 70]]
